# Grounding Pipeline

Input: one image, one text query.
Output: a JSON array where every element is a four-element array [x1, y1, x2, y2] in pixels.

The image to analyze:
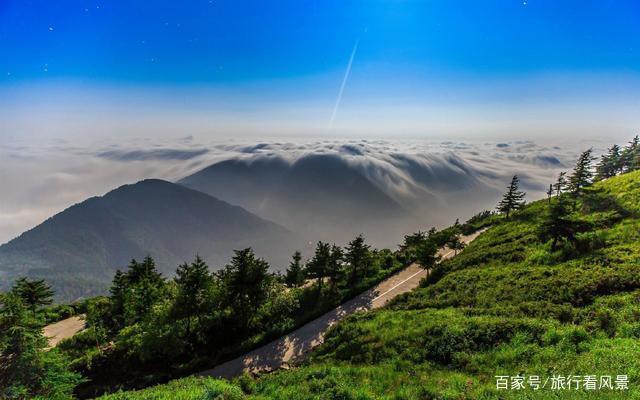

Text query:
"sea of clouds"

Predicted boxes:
[[0, 136, 614, 245]]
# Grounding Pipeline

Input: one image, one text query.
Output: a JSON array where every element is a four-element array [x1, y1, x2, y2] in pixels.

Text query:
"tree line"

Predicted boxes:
[[10, 134, 637, 398], [497, 135, 640, 253], [1, 220, 472, 398], [0, 221, 478, 400]]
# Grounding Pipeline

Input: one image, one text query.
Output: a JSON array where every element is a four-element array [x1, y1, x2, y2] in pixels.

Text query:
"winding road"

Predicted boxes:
[[43, 315, 86, 348], [199, 229, 485, 379]]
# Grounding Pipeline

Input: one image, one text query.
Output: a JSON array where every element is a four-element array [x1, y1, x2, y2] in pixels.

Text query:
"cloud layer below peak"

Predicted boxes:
[[0, 136, 612, 246]]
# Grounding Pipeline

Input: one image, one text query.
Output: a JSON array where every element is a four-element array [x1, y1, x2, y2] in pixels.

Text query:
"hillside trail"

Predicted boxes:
[[43, 314, 86, 348], [199, 229, 486, 379]]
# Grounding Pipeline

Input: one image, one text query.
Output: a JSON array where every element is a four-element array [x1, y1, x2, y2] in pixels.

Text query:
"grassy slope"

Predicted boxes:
[[99, 171, 640, 399]]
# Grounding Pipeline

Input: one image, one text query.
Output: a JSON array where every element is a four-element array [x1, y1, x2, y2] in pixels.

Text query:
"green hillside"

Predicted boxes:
[[98, 170, 640, 399]]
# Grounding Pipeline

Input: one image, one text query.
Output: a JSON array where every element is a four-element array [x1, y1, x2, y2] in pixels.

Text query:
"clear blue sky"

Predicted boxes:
[[1, 0, 639, 139]]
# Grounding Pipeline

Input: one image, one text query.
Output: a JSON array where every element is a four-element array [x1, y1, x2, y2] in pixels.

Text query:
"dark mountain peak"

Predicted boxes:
[[105, 178, 199, 199], [0, 179, 295, 302]]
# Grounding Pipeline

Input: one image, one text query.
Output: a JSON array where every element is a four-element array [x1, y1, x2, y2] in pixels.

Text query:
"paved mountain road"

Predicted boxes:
[[200, 229, 485, 379], [43, 315, 86, 348]]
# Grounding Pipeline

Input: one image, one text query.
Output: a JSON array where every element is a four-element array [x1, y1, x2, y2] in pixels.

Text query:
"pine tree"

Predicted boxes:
[[108, 269, 128, 329], [11, 278, 54, 316], [539, 197, 578, 252], [553, 172, 567, 197], [400, 231, 427, 251], [416, 240, 439, 270], [128, 256, 164, 286], [173, 255, 214, 338], [595, 144, 623, 181], [497, 175, 526, 219], [622, 135, 640, 171], [111, 257, 166, 326], [446, 235, 466, 255], [307, 242, 331, 291], [0, 293, 81, 398], [569, 149, 595, 195], [399, 231, 428, 264], [610, 144, 624, 174], [326, 245, 344, 291], [284, 251, 305, 288], [0, 293, 45, 391], [546, 184, 553, 204], [345, 234, 372, 287], [219, 248, 271, 332]]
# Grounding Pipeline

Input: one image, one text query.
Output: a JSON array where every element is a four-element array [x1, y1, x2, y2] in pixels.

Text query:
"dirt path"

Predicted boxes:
[[43, 315, 86, 348], [199, 229, 485, 379]]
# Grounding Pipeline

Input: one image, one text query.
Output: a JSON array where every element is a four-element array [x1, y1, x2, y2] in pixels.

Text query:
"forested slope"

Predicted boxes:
[[100, 170, 640, 399]]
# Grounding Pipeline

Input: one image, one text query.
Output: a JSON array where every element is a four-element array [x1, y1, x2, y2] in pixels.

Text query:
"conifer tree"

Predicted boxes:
[[610, 144, 624, 174], [128, 256, 164, 286], [284, 251, 305, 288], [219, 248, 271, 332], [345, 234, 372, 287], [173, 255, 214, 337], [546, 184, 553, 204], [108, 257, 166, 326], [401, 231, 427, 251], [553, 171, 567, 197], [497, 175, 526, 219], [11, 278, 54, 316], [307, 242, 331, 291], [326, 245, 344, 291], [540, 197, 578, 252], [107, 269, 129, 329], [416, 240, 439, 271], [446, 235, 466, 255], [569, 149, 595, 195], [398, 231, 428, 264], [623, 135, 640, 171], [0, 292, 81, 398], [595, 144, 623, 181]]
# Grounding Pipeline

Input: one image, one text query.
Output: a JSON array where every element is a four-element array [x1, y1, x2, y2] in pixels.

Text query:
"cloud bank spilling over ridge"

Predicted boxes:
[[178, 139, 584, 243], [0, 136, 611, 246], [199, 138, 579, 195]]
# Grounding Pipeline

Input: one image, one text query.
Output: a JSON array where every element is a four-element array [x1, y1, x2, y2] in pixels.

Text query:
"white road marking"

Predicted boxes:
[[372, 249, 457, 303], [442, 250, 454, 258], [200, 229, 488, 378], [372, 268, 426, 302]]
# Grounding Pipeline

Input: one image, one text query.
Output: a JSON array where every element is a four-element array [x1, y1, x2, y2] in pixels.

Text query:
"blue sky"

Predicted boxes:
[[1, 0, 639, 140]]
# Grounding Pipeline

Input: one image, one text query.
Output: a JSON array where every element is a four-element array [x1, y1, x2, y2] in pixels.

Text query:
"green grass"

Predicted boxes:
[[97, 171, 640, 399], [98, 377, 244, 400]]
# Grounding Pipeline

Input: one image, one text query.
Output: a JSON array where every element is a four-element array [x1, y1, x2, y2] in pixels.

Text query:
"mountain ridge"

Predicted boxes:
[[95, 169, 640, 399], [179, 153, 413, 246], [0, 179, 295, 302]]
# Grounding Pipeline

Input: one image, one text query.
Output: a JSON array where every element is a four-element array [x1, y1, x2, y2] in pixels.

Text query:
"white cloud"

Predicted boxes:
[[0, 136, 615, 245]]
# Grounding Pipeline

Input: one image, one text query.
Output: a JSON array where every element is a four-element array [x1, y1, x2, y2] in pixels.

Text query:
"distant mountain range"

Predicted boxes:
[[0, 179, 295, 302], [0, 149, 506, 302], [179, 153, 411, 245]]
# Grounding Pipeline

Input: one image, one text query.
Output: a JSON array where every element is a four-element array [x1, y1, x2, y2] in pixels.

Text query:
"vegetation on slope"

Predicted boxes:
[[4, 136, 640, 399], [0, 279, 82, 399], [96, 137, 640, 399]]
